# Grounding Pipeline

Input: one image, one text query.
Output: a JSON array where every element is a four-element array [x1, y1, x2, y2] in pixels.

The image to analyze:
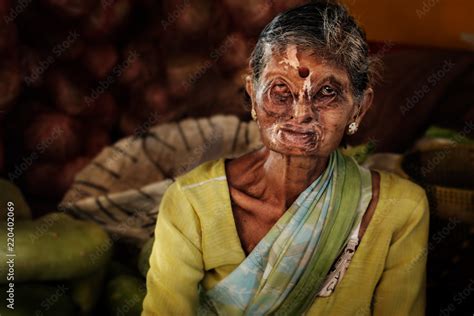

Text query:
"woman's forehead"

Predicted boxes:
[[261, 46, 350, 83]]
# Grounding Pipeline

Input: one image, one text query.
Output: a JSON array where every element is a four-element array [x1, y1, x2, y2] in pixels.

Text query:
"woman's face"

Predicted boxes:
[[248, 45, 371, 157]]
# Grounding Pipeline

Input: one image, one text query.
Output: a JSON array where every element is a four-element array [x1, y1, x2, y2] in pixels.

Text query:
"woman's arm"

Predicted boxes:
[[142, 182, 204, 316], [373, 193, 430, 315]]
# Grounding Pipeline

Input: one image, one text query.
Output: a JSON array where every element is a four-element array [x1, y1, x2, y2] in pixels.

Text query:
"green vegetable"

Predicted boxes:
[[0, 178, 32, 220], [424, 126, 474, 144], [70, 267, 106, 315], [137, 237, 154, 278], [0, 283, 77, 316], [108, 260, 139, 280], [0, 213, 113, 283], [341, 142, 375, 164], [106, 274, 146, 316]]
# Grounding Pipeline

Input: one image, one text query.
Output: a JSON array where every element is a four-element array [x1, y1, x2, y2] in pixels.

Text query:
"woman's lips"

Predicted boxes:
[[277, 126, 318, 146]]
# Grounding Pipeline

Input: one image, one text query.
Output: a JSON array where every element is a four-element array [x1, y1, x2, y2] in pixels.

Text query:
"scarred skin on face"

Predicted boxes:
[[278, 44, 300, 69], [226, 45, 377, 255], [256, 46, 356, 157]]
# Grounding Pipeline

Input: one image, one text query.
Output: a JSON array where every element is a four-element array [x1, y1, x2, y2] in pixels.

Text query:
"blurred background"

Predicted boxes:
[[0, 0, 473, 315]]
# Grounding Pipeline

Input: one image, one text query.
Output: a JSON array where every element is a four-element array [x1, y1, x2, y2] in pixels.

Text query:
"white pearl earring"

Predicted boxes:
[[347, 122, 358, 135], [251, 108, 257, 120]]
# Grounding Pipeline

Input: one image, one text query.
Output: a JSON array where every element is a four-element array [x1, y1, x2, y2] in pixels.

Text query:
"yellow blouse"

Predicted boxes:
[[142, 158, 429, 316]]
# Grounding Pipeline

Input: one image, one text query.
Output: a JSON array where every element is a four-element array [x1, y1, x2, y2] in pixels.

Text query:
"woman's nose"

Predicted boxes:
[[292, 99, 314, 124]]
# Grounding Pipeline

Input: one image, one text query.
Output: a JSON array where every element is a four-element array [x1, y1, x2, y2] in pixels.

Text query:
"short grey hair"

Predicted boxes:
[[249, 0, 379, 100]]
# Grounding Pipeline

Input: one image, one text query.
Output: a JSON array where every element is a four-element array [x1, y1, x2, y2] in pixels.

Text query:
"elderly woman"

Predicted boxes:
[[142, 1, 429, 315]]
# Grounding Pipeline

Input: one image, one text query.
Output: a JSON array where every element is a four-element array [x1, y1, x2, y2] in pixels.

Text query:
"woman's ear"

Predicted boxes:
[[245, 75, 255, 106], [354, 87, 374, 125]]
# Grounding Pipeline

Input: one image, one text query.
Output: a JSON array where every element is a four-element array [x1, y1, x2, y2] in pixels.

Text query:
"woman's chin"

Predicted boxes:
[[268, 142, 321, 157]]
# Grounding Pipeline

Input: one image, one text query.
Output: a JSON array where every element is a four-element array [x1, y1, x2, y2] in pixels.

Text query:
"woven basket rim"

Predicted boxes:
[[425, 184, 474, 194], [402, 143, 474, 191], [406, 142, 474, 154]]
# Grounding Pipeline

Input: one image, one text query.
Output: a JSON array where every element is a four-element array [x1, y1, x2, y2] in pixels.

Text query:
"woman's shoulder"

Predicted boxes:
[[158, 158, 229, 234], [372, 169, 429, 235], [167, 158, 230, 219], [159, 158, 227, 208], [174, 158, 226, 188], [377, 169, 427, 202]]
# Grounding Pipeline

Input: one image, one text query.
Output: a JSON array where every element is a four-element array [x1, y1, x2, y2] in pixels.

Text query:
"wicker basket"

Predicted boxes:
[[402, 144, 474, 223], [60, 115, 263, 246]]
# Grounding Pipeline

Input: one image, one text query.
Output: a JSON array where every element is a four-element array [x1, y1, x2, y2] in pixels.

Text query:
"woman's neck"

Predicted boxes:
[[260, 147, 330, 210], [226, 147, 331, 214]]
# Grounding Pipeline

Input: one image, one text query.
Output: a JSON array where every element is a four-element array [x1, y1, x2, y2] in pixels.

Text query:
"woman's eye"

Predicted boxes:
[[269, 83, 293, 105], [318, 86, 337, 97]]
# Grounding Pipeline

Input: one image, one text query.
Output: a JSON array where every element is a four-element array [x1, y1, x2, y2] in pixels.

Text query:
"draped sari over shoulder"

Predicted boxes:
[[197, 149, 373, 315]]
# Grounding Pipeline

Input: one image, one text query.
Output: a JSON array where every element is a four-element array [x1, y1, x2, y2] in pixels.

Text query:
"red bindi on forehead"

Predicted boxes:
[[298, 66, 310, 78]]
